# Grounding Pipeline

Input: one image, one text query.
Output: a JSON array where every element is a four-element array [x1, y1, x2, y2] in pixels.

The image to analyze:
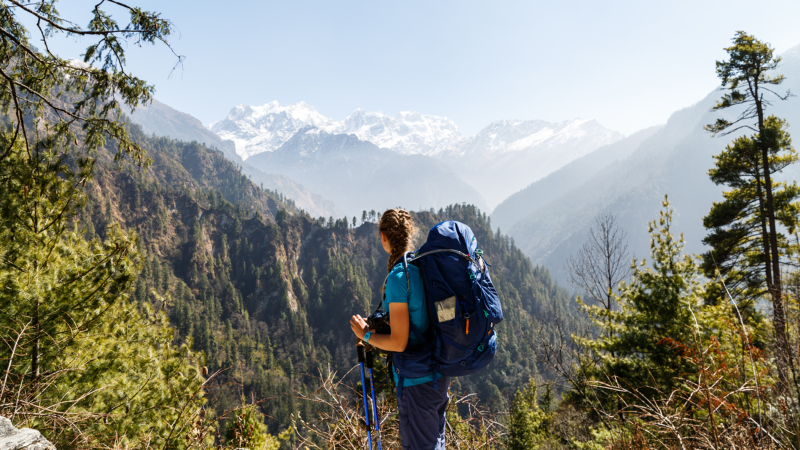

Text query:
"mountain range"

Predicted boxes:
[[208, 101, 622, 209], [496, 43, 800, 286], [128, 42, 800, 292]]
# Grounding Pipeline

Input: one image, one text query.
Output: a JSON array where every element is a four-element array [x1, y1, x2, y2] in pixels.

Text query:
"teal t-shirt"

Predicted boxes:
[[383, 262, 443, 387]]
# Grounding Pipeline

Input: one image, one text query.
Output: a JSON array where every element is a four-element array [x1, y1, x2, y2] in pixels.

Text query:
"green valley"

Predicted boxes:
[[82, 123, 573, 435]]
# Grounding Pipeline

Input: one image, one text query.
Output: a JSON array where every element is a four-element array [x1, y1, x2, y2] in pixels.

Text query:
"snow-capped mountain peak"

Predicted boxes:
[[336, 109, 463, 156], [211, 101, 466, 159], [208, 100, 623, 208], [210, 101, 335, 159]]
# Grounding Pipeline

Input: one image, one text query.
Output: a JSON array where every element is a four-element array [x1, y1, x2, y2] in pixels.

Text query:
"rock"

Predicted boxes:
[[0, 417, 56, 450]]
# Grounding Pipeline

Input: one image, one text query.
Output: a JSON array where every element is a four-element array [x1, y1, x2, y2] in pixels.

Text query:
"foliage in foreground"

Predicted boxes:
[[513, 30, 800, 450], [525, 200, 795, 449], [291, 367, 506, 450], [0, 138, 223, 449]]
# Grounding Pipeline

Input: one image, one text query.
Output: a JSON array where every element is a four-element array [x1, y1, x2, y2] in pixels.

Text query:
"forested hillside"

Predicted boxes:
[[84, 124, 572, 433], [126, 102, 343, 219]]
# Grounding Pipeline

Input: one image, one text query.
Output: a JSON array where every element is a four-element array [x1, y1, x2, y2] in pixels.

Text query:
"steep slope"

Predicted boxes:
[[492, 125, 661, 232], [247, 127, 489, 217], [127, 99, 342, 218], [82, 127, 573, 430], [508, 43, 800, 285]]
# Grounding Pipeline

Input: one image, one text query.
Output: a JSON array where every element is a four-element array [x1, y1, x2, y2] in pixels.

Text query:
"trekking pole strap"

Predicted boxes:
[[357, 344, 366, 363]]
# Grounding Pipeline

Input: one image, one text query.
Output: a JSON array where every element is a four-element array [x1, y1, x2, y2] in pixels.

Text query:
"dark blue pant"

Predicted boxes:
[[397, 376, 450, 450]]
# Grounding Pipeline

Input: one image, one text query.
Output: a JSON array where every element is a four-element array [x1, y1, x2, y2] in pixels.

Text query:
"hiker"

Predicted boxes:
[[350, 208, 449, 450]]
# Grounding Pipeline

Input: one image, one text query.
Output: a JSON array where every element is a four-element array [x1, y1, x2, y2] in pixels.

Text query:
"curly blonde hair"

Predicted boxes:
[[379, 208, 415, 272]]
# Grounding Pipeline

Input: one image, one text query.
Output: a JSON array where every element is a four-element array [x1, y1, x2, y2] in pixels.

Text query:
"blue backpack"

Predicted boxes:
[[379, 221, 503, 395]]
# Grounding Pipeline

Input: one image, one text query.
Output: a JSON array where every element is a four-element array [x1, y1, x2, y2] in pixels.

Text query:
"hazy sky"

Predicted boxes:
[[29, 0, 800, 135]]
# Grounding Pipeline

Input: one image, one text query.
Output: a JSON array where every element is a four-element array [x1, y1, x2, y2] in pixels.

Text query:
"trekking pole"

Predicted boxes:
[[365, 345, 382, 450], [356, 341, 373, 450]]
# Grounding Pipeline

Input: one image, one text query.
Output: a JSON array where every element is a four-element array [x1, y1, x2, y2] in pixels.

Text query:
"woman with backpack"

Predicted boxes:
[[349, 208, 449, 450]]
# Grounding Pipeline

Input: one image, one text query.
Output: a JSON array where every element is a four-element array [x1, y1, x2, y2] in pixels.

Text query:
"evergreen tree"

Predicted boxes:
[[701, 116, 799, 306], [67, 297, 209, 448], [0, 140, 210, 448], [0, 141, 138, 382], [0, 2, 220, 445], [705, 31, 795, 389], [225, 403, 281, 450], [0, 0, 174, 170], [507, 377, 550, 450]]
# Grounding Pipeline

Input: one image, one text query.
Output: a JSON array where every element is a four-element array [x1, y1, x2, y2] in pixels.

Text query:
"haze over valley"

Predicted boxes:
[[126, 42, 800, 289]]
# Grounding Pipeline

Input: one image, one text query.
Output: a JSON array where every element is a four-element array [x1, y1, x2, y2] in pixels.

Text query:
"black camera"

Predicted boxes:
[[366, 311, 391, 335]]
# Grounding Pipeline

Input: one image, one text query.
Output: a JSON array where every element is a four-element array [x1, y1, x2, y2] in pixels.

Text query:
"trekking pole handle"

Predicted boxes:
[[356, 341, 366, 363]]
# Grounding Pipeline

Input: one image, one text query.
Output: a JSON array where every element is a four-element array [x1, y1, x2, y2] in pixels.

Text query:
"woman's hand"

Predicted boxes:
[[350, 314, 369, 340], [350, 304, 409, 352]]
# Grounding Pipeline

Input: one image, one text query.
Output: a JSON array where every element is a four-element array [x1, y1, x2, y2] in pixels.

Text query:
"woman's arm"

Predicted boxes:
[[350, 302, 410, 352]]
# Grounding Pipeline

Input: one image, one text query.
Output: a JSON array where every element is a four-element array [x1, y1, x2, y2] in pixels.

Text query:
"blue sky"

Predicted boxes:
[[29, 0, 800, 135]]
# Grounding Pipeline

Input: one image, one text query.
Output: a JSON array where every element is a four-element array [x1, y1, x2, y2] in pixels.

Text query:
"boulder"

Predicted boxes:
[[0, 417, 55, 450]]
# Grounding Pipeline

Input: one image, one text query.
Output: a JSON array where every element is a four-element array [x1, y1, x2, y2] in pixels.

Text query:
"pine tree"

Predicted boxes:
[[507, 377, 550, 450], [225, 403, 281, 450], [0, 140, 210, 449], [706, 31, 796, 390], [701, 117, 799, 306], [0, 141, 139, 382]]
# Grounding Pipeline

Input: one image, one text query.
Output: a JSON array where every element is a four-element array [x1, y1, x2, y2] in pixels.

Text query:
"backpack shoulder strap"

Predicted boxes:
[[373, 251, 415, 313], [372, 249, 486, 313]]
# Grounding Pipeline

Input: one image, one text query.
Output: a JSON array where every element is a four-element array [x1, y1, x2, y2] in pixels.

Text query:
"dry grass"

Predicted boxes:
[[291, 366, 507, 450]]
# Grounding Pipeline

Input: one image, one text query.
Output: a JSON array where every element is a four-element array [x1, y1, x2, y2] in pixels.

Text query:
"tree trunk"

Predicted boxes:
[[753, 169, 773, 297], [755, 90, 791, 392]]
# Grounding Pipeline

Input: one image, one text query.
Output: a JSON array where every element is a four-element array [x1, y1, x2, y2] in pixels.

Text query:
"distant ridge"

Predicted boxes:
[[126, 98, 241, 161], [492, 125, 661, 232], [453, 118, 622, 206], [248, 126, 488, 217]]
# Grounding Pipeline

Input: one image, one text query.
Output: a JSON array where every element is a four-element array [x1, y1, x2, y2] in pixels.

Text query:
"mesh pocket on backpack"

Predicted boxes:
[[435, 296, 456, 322]]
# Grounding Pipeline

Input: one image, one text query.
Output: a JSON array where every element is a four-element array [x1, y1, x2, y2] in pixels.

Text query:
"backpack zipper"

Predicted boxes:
[[461, 300, 470, 335]]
